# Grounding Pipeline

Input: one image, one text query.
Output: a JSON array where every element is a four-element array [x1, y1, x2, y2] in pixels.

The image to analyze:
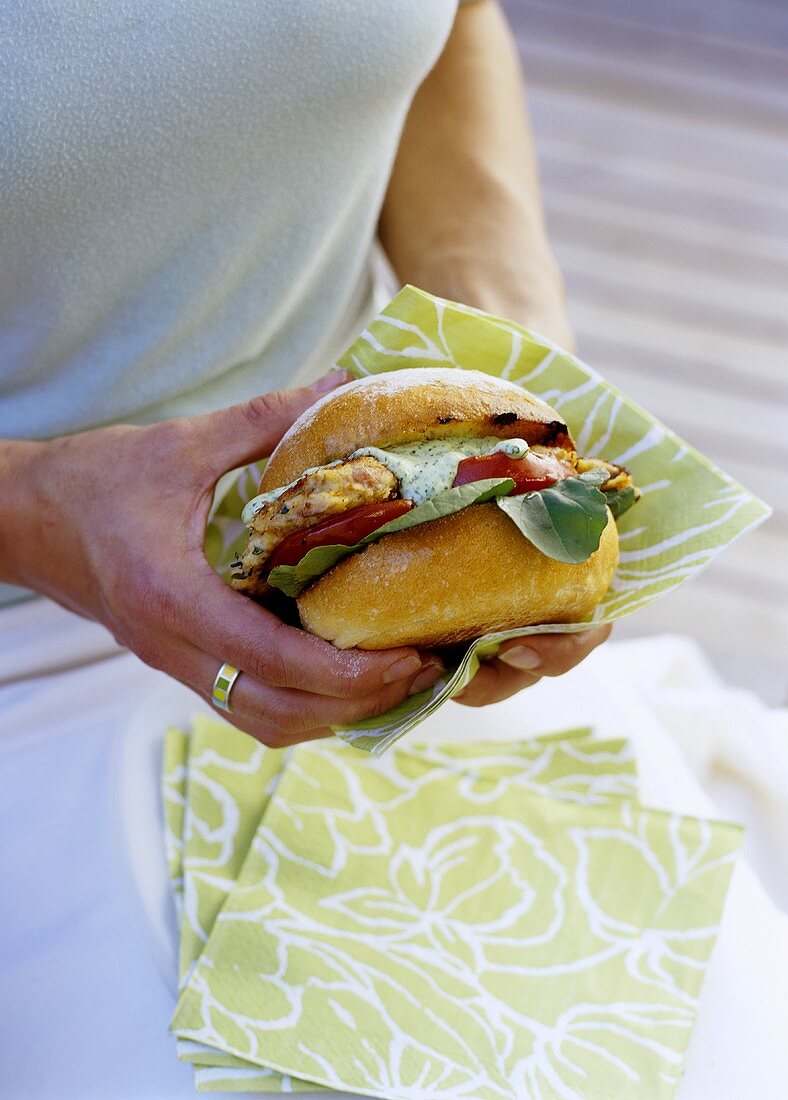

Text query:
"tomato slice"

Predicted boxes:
[[453, 450, 574, 494], [265, 499, 414, 573]]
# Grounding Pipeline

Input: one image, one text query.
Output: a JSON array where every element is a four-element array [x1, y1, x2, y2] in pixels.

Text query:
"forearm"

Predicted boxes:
[[379, 0, 567, 336], [0, 439, 46, 588]]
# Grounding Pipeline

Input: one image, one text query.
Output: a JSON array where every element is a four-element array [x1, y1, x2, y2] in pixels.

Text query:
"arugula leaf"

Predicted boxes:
[[267, 478, 515, 597], [496, 476, 609, 564], [603, 484, 639, 519], [577, 468, 610, 488]]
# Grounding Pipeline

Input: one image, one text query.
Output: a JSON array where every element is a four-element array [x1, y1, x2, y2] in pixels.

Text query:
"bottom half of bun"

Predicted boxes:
[[296, 502, 618, 649]]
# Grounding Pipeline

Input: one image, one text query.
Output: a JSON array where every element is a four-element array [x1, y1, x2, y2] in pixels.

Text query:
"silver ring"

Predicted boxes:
[[211, 662, 241, 713]]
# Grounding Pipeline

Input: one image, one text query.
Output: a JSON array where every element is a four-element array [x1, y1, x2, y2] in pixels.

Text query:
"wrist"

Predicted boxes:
[[0, 438, 53, 588]]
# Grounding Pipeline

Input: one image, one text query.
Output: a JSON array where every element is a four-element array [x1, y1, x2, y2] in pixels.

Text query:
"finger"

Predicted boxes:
[[453, 662, 542, 708], [148, 634, 444, 740], [230, 662, 444, 738], [216, 711, 334, 749], [204, 649, 444, 735], [454, 626, 611, 708], [497, 626, 612, 678], [135, 633, 336, 746], [191, 370, 353, 474], [175, 564, 439, 700], [128, 633, 323, 746]]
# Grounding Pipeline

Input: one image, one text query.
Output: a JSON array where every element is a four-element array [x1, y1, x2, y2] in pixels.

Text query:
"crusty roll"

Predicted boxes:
[[297, 504, 618, 649], [243, 368, 620, 649], [261, 368, 574, 491]]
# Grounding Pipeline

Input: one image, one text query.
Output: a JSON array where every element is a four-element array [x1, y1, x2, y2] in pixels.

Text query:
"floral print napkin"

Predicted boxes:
[[164, 726, 740, 1098]]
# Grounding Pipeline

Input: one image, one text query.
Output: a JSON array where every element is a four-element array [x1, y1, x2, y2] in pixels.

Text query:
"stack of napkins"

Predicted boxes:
[[163, 717, 742, 1098]]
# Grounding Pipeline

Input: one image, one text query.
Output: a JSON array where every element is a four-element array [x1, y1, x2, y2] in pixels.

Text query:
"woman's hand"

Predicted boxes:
[[0, 373, 444, 745], [453, 626, 611, 707]]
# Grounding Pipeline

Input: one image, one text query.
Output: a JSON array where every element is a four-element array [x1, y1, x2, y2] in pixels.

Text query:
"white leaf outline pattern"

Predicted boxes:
[[170, 738, 742, 1099], [174, 726, 638, 1086]]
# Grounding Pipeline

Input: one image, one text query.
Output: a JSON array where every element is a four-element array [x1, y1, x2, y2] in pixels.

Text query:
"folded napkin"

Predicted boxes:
[[178, 717, 288, 992], [205, 286, 770, 754], [165, 722, 640, 1091], [168, 731, 741, 1099], [162, 727, 190, 923]]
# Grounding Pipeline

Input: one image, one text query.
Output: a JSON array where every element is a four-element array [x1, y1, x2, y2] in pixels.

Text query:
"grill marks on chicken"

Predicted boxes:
[[231, 457, 397, 595]]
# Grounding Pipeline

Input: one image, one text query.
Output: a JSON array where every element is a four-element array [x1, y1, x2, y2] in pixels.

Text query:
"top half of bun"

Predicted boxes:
[[260, 368, 575, 491]]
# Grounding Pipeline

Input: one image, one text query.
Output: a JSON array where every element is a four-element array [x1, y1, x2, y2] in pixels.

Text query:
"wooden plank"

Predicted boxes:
[[520, 39, 788, 138], [539, 136, 788, 221], [527, 88, 788, 189], [566, 298, 788, 392], [575, 330, 788, 407], [504, 0, 788, 54], [543, 184, 788, 278], [501, 0, 788, 701], [507, 0, 788, 88], [614, 584, 788, 705], [555, 242, 788, 343], [712, 527, 788, 592]]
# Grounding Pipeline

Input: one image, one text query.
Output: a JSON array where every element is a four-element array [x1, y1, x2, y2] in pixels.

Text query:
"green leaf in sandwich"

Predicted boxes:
[[496, 468, 610, 565], [268, 478, 516, 597]]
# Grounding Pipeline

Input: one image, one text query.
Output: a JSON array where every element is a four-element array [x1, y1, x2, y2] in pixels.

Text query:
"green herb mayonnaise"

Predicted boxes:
[[353, 437, 528, 503], [241, 437, 529, 523]]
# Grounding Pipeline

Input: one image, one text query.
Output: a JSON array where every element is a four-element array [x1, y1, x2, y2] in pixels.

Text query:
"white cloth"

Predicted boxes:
[[1, 599, 787, 1099], [0, 1, 456, 441]]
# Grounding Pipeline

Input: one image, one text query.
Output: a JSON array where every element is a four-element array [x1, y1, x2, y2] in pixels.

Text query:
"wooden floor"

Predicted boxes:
[[503, 0, 788, 703]]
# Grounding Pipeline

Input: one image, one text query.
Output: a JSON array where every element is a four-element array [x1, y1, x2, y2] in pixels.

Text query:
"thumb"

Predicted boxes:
[[192, 370, 353, 474]]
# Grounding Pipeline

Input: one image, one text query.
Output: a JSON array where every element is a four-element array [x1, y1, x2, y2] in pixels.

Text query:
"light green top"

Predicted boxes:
[[0, 1, 461, 607]]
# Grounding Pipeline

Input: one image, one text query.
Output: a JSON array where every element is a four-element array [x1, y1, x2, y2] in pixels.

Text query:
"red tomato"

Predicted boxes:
[[265, 499, 414, 573], [453, 450, 574, 494]]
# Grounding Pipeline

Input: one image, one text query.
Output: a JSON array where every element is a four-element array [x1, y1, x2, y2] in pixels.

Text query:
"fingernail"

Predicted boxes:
[[408, 663, 445, 696], [383, 655, 423, 684], [310, 369, 352, 393], [499, 646, 542, 671]]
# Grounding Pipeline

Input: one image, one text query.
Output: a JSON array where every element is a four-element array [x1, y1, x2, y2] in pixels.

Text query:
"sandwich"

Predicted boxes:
[[230, 368, 639, 649]]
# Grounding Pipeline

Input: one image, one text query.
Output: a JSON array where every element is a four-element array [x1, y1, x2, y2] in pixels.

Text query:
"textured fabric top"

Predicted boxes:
[[0, 0, 457, 439]]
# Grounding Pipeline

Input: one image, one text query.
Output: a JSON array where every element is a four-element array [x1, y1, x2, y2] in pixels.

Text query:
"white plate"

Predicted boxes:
[[112, 676, 213, 994]]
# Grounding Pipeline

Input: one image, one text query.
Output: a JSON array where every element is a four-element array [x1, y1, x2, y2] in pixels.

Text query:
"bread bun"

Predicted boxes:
[[261, 368, 574, 491], [256, 369, 617, 650], [297, 506, 618, 650]]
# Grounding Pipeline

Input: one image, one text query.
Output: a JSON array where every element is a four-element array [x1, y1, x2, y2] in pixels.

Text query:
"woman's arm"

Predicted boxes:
[[379, 0, 609, 703], [379, 0, 572, 350]]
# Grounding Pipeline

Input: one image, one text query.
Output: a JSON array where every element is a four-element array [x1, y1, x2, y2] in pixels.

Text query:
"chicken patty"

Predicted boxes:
[[231, 456, 397, 597], [540, 446, 635, 493]]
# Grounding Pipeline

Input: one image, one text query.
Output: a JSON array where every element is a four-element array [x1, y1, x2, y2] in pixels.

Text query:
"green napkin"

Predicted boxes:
[[178, 715, 288, 990], [185, 726, 639, 1093], [205, 286, 770, 753], [175, 716, 296, 1076], [165, 724, 638, 1091], [171, 738, 741, 1099], [162, 727, 190, 922]]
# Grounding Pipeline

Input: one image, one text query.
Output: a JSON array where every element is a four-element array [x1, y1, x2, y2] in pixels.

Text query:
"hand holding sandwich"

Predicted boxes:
[[0, 371, 617, 745], [0, 373, 449, 746]]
